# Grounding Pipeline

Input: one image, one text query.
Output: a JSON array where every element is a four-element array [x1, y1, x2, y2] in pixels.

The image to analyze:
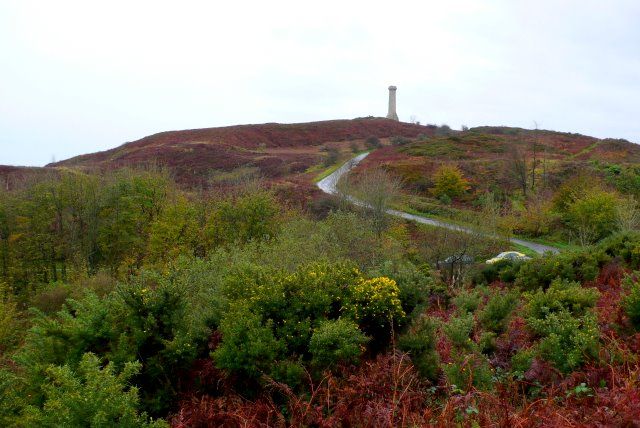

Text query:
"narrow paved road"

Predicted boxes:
[[317, 152, 559, 255]]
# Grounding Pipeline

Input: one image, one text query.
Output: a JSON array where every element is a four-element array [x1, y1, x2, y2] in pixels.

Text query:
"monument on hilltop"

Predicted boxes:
[[386, 85, 399, 121]]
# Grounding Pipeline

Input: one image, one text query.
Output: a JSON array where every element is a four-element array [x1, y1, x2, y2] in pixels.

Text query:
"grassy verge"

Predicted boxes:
[[396, 203, 571, 253], [524, 236, 581, 251], [312, 151, 369, 183], [510, 243, 539, 258], [313, 163, 342, 182]]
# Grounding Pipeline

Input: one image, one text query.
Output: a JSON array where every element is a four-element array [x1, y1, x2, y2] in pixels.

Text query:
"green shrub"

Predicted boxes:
[[443, 353, 494, 392], [515, 250, 606, 291], [346, 277, 405, 329], [452, 289, 483, 314], [309, 319, 368, 369], [525, 279, 599, 320], [368, 261, 434, 318], [398, 316, 440, 381], [515, 233, 640, 293], [443, 314, 475, 350], [216, 262, 396, 381], [499, 263, 521, 283], [213, 306, 284, 379], [18, 273, 203, 416], [597, 231, 640, 268], [565, 190, 619, 244], [525, 279, 600, 372], [510, 348, 535, 377], [323, 147, 340, 167], [476, 260, 512, 285], [478, 290, 519, 334], [271, 360, 306, 389], [0, 369, 25, 426], [23, 353, 166, 427], [206, 191, 280, 247], [438, 194, 452, 205], [533, 312, 600, 373], [622, 273, 640, 330], [0, 283, 22, 356], [478, 331, 497, 355]]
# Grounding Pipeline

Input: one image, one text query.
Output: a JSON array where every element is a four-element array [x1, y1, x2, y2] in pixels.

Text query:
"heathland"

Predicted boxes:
[[1, 118, 640, 426]]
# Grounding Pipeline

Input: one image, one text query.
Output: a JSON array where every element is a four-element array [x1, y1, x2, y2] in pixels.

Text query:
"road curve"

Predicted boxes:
[[317, 152, 559, 255]]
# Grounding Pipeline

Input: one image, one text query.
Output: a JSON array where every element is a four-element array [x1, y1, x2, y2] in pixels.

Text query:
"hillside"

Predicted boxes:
[[48, 118, 436, 186], [359, 127, 640, 193], [0, 165, 58, 191], [3, 120, 640, 426], [348, 126, 640, 247]]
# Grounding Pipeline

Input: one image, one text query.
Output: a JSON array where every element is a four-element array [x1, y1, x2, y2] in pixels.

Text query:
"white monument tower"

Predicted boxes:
[[386, 85, 399, 121]]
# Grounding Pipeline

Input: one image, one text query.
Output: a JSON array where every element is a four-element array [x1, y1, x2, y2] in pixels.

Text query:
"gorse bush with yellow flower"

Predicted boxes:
[[346, 277, 405, 323], [214, 261, 406, 381]]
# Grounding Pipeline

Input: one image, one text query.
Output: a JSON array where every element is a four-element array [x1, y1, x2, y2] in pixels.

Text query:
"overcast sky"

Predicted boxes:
[[1, 0, 639, 166]]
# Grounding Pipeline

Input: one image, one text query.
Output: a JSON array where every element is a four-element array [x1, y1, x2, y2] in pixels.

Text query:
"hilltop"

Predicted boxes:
[[4, 120, 636, 195], [47, 118, 436, 186]]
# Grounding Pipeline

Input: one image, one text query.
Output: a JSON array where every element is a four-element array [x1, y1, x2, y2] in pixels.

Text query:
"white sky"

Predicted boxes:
[[1, 0, 639, 166]]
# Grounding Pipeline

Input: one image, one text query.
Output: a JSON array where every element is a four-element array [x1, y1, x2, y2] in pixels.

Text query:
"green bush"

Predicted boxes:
[[598, 231, 640, 269], [475, 260, 512, 285], [0, 369, 25, 426], [271, 360, 306, 389], [533, 312, 600, 373], [438, 194, 452, 205], [213, 306, 284, 379], [0, 283, 22, 356], [398, 316, 440, 381], [17, 273, 204, 416], [309, 319, 368, 369], [452, 289, 483, 314], [525, 279, 599, 320], [515, 250, 605, 291], [206, 191, 280, 247], [622, 273, 640, 330], [525, 279, 600, 372], [564, 190, 619, 244], [214, 262, 402, 382], [510, 348, 535, 377], [478, 290, 519, 334], [323, 147, 340, 167], [478, 331, 497, 355], [443, 313, 475, 351], [22, 353, 166, 427], [443, 353, 494, 392], [345, 276, 406, 332], [368, 261, 434, 318]]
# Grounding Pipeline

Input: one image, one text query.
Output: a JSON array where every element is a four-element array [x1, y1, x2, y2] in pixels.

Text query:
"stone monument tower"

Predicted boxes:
[[386, 85, 399, 121]]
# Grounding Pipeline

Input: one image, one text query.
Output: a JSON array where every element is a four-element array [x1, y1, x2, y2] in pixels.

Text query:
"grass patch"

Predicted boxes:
[[312, 151, 369, 183], [510, 243, 538, 258]]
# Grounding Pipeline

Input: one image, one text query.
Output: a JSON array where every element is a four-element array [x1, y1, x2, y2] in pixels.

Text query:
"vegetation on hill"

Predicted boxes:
[[1, 121, 640, 426], [356, 126, 640, 247], [45, 118, 436, 187], [1, 155, 640, 426]]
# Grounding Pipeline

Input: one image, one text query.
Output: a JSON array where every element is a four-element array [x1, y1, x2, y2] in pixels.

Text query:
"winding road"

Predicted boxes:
[[317, 152, 559, 255]]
